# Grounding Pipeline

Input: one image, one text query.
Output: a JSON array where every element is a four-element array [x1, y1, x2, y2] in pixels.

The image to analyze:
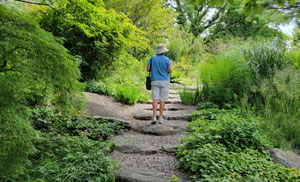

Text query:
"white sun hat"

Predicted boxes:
[[155, 44, 169, 54]]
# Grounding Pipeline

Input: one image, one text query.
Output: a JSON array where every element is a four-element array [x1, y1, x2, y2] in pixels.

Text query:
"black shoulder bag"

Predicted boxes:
[[146, 57, 152, 90]]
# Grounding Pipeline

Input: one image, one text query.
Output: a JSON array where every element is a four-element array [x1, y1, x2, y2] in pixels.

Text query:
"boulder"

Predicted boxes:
[[266, 148, 300, 170]]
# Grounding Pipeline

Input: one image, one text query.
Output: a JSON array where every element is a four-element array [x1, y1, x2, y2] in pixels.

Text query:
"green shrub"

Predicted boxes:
[[30, 106, 61, 131], [179, 88, 202, 105], [115, 84, 147, 105], [190, 109, 231, 121], [165, 28, 205, 64], [177, 111, 300, 181], [243, 41, 289, 80], [64, 118, 124, 140], [196, 101, 219, 110], [253, 67, 300, 148], [186, 113, 264, 150], [199, 46, 251, 104], [85, 80, 113, 96], [15, 135, 116, 182], [4, 106, 121, 181], [30, 106, 124, 140], [170, 71, 186, 83], [0, 106, 37, 178], [100, 54, 150, 104], [178, 144, 300, 181]]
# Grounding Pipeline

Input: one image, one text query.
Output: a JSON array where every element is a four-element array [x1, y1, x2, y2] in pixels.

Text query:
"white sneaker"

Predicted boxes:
[[158, 117, 164, 124], [151, 116, 157, 124]]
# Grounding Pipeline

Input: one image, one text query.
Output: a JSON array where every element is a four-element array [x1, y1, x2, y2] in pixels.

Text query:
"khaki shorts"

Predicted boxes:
[[151, 80, 170, 102]]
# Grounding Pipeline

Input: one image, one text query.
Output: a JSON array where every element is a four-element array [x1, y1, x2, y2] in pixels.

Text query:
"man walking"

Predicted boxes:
[[147, 44, 172, 124]]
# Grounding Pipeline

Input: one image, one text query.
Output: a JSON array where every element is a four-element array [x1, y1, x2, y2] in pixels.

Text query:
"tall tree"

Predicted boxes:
[[191, 0, 297, 13], [103, 0, 177, 46], [209, 2, 287, 39], [171, 0, 287, 39], [19, 0, 145, 80], [0, 4, 82, 177], [174, 0, 227, 37]]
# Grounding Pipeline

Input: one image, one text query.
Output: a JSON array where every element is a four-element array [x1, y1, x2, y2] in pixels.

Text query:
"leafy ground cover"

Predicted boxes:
[[175, 108, 300, 181], [1, 107, 123, 181]]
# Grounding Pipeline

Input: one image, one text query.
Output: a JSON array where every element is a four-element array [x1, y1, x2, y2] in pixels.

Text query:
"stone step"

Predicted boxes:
[[170, 83, 200, 90], [144, 107, 182, 111], [133, 104, 195, 111], [133, 111, 192, 121], [112, 131, 181, 154], [134, 124, 187, 136], [115, 143, 178, 155], [113, 152, 191, 182], [146, 100, 181, 104], [168, 95, 181, 99], [117, 166, 166, 182], [115, 144, 159, 154], [169, 90, 179, 94], [112, 131, 182, 146]]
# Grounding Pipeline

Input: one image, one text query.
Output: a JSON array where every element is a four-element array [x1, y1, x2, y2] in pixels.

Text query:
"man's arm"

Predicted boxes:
[[167, 65, 172, 73], [147, 65, 151, 72]]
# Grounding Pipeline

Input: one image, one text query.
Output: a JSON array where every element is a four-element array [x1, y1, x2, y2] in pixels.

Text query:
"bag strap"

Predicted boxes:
[[149, 57, 153, 76]]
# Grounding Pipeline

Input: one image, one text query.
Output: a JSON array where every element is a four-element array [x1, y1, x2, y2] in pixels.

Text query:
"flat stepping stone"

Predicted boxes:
[[169, 90, 178, 94], [133, 104, 194, 111], [169, 95, 180, 99], [145, 107, 183, 111], [170, 84, 199, 90], [115, 144, 158, 154], [134, 124, 187, 136], [165, 115, 191, 121], [133, 111, 192, 121], [117, 166, 166, 182], [161, 144, 178, 154], [146, 100, 181, 104]]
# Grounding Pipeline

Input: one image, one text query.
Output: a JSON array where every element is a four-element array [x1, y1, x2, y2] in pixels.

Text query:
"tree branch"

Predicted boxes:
[[203, 4, 227, 30], [0, 65, 15, 73], [14, 0, 56, 10], [1, 59, 7, 68]]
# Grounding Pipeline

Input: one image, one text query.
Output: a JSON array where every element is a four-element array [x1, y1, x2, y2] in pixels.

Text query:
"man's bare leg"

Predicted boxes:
[[158, 101, 165, 124], [152, 100, 159, 123], [159, 101, 165, 118]]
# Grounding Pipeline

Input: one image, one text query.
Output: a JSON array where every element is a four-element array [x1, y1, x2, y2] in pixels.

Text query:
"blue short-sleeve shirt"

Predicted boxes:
[[148, 55, 171, 81]]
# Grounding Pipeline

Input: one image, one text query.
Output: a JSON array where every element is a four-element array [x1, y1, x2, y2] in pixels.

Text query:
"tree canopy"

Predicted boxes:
[[104, 0, 177, 49], [171, 0, 288, 39]]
